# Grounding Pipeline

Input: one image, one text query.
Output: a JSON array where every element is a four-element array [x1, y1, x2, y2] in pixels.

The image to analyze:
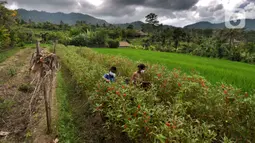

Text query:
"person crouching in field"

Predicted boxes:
[[131, 64, 146, 85], [103, 66, 117, 83], [131, 64, 151, 90]]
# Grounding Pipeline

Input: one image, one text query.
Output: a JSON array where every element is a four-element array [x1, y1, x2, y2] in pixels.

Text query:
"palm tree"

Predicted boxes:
[[219, 29, 244, 49]]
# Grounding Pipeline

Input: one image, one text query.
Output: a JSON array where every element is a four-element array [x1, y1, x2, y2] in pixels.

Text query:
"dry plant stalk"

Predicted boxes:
[[28, 40, 60, 134]]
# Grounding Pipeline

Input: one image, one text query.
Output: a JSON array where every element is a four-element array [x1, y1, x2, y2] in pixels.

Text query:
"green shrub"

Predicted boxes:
[[70, 34, 89, 46], [7, 67, 16, 77], [0, 26, 11, 49], [18, 84, 34, 93], [108, 39, 119, 48], [0, 98, 15, 118], [130, 45, 144, 50]]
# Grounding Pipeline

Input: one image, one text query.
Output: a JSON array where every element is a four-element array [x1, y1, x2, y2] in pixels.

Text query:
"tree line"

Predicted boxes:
[[0, 4, 254, 63], [137, 13, 255, 63]]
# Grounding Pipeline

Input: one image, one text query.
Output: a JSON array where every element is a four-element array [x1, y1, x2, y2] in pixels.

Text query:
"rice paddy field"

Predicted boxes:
[[93, 48, 255, 92]]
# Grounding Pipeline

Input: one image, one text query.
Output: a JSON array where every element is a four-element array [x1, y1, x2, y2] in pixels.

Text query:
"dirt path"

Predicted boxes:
[[0, 48, 58, 143]]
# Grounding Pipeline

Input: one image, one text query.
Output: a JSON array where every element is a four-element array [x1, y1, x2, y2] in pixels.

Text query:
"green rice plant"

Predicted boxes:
[[93, 48, 255, 92]]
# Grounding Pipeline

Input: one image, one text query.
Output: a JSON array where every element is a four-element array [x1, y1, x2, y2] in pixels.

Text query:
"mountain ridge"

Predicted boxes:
[[17, 9, 109, 25], [185, 19, 255, 30], [17, 9, 255, 30]]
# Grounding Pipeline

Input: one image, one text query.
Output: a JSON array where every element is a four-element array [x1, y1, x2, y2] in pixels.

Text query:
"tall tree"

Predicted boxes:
[[60, 20, 64, 29], [0, 2, 16, 28], [0, 2, 17, 48], [218, 29, 244, 49], [127, 24, 134, 30], [172, 28, 184, 49], [145, 13, 159, 26], [0, 1, 7, 5]]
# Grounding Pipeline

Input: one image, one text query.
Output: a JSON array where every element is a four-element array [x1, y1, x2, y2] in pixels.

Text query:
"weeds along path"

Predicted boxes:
[[56, 46, 132, 143], [0, 48, 22, 63], [0, 48, 58, 143]]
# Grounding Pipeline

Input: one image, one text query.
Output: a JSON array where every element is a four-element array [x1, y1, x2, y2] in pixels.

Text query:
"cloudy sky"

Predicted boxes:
[[6, 0, 255, 27]]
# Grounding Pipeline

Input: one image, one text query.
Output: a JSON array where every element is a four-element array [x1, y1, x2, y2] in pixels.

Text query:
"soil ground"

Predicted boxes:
[[0, 48, 58, 143]]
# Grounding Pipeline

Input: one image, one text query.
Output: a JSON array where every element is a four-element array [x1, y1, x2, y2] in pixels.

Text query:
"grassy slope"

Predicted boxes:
[[94, 48, 255, 92], [0, 43, 49, 63], [56, 71, 76, 142], [0, 48, 22, 63]]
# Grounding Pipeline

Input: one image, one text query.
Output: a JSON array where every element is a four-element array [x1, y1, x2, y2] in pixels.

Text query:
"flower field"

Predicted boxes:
[[57, 45, 255, 143]]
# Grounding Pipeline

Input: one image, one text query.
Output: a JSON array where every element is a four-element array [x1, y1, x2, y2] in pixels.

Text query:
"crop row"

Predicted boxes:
[[58, 46, 255, 142]]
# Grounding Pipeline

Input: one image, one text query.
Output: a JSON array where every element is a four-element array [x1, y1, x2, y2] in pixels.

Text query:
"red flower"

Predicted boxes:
[[145, 127, 149, 132], [123, 94, 127, 97], [138, 104, 141, 109], [143, 112, 147, 116], [201, 81, 206, 87], [166, 122, 171, 127], [178, 83, 182, 87], [174, 73, 179, 78], [96, 104, 103, 111], [122, 86, 125, 89], [245, 92, 248, 97], [224, 90, 228, 95], [116, 91, 120, 96], [157, 73, 162, 78]]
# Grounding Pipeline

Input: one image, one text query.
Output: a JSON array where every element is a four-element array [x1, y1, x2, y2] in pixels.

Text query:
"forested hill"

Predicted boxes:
[[114, 21, 145, 29], [185, 19, 255, 30], [16, 9, 174, 29], [17, 9, 109, 25], [17, 8, 255, 30]]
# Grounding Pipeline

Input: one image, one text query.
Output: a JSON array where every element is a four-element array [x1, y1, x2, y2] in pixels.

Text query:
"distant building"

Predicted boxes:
[[119, 41, 131, 48]]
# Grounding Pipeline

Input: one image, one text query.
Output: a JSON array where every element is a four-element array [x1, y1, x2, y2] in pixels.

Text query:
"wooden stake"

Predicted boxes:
[[43, 81, 52, 134], [36, 40, 40, 56], [54, 40, 58, 54]]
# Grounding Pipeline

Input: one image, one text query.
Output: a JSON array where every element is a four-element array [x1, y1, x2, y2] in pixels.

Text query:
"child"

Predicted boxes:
[[103, 66, 117, 83], [131, 64, 151, 90], [131, 64, 146, 85]]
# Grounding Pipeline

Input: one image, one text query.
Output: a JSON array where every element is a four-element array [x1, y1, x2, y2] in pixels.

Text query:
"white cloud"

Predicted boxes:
[[86, 0, 103, 6], [6, 2, 18, 10]]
